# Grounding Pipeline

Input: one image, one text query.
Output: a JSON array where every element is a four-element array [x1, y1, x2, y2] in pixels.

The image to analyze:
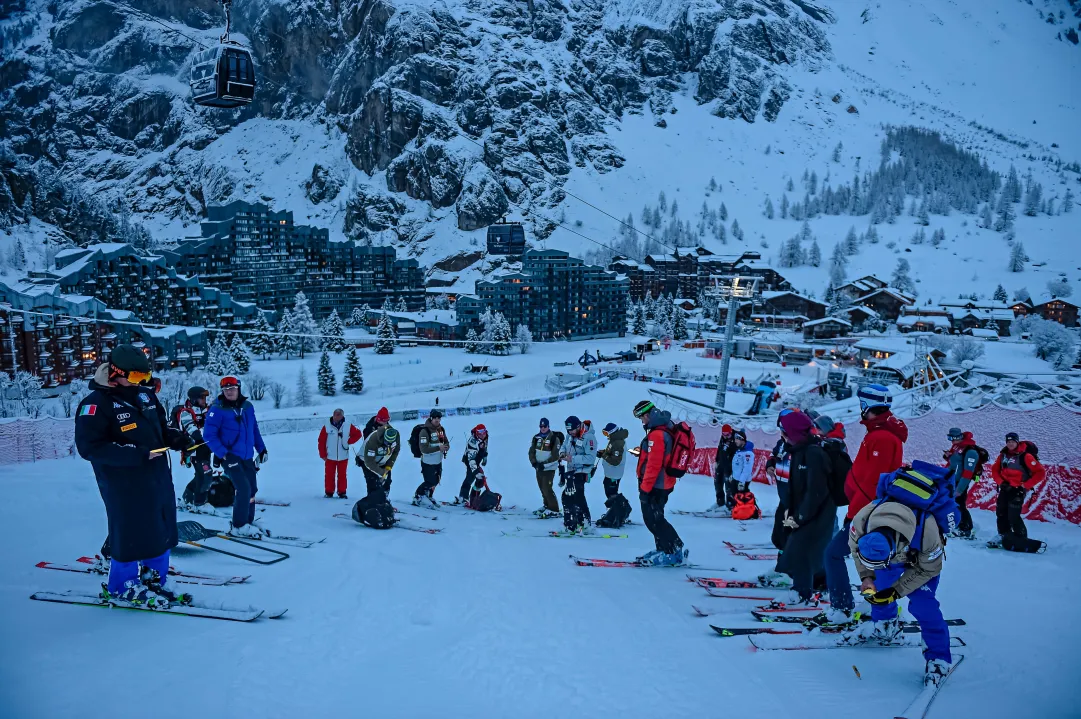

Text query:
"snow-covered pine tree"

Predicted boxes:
[[780, 194, 789, 219], [891, 258, 916, 295], [827, 284, 853, 320], [1008, 242, 1028, 272], [764, 197, 774, 219], [829, 243, 847, 287], [865, 225, 880, 244], [320, 310, 346, 353], [786, 178, 794, 192], [276, 309, 297, 359], [844, 226, 859, 255], [731, 219, 743, 241], [1064, 188, 1074, 214], [670, 199, 679, 217], [808, 170, 818, 195], [1013, 287, 1031, 303], [341, 345, 364, 393], [708, 177, 718, 192], [918, 203, 930, 226], [911, 228, 926, 245], [832, 142, 843, 163], [464, 328, 479, 354], [208, 333, 238, 376], [514, 324, 533, 353], [658, 191, 667, 213], [1005, 166, 1022, 203], [491, 312, 511, 355], [248, 313, 275, 360], [672, 308, 688, 340], [808, 238, 822, 267], [930, 228, 946, 247], [374, 313, 396, 354], [396, 296, 408, 312], [317, 351, 336, 396], [295, 366, 312, 406], [980, 203, 994, 229], [1047, 276, 1073, 298], [632, 302, 647, 335], [230, 334, 251, 374], [719, 203, 728, 222], [995, 191, 1015, 233], [993, 285, 1008, 303], [1024, 183, 1043, 217], [290, 292, 318, 358]]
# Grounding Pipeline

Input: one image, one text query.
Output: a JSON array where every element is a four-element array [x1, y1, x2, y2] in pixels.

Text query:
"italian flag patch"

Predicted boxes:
[[78, 405, 97, 417]]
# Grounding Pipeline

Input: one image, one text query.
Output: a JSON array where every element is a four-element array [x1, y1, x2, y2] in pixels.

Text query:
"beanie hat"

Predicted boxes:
[[565, 416, 582, 431], [110, 344, 150, 373], [633, 400, 654, 418], [601, 422, 619, 435], [947, 427, 963, 441], [1005, 431, 1019, 443], [732, 427, 747, 441], [856, 529, 895, 566], [779, 410, 814, 445], [429, 409, 443, 419], [813, 415, 836, 435], [721, 424, 733, 436], [539, 417, 549, 428], [375, 407, 390, 423]]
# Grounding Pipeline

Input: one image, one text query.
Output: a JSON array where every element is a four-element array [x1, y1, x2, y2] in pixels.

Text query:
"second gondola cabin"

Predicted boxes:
[[190, 44, 256, 108]]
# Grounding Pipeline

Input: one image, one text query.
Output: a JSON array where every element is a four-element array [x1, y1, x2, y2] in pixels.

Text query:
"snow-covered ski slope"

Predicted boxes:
[[3, 373, 1080, 718]]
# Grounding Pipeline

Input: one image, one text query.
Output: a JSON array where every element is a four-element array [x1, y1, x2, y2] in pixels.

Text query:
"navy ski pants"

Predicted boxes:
[[824, 519, 855, 612], [870, 566, 951, 663], [223, 457, 258, 528]]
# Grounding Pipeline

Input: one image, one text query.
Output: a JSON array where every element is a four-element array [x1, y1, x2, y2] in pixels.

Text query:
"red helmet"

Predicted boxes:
[[220, 376, 241, 388], [721, 424, 733, 437], [376, 407, 390, 423], [473, 424, 488, 437]]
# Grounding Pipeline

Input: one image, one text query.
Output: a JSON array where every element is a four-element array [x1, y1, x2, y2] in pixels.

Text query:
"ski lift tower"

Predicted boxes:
[[713, 253, 762, 410]]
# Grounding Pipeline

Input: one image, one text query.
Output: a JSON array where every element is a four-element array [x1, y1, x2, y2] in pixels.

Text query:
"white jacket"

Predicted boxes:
[[320, 419, 362, 462], [730, 442, 756, 486]]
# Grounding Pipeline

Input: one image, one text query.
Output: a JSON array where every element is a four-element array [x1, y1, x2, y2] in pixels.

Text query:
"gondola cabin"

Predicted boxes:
[[486, 219, 526, 256], [190, 44, 256, 108]]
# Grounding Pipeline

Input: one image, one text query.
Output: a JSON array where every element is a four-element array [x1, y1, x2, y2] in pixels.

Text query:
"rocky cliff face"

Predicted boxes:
[[0, 0, 832, 247]]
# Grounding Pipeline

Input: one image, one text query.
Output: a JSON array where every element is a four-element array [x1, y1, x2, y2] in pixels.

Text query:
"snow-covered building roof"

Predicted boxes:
[[1031, 295, 1079, 308], [856, 287, 915, 305], [760, 290, 825, 306], [946, 307, 1014, 322], [897, 314, 951, 329], [645, 254, 678, 263], [836, 275, 888, 295], [804, 316, 852, 328], [964, 328, 1000, 339]]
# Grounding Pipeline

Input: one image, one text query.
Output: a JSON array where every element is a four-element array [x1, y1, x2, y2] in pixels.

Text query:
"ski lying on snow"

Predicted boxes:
[[747, 633, 967, 651], [332, 513, 443, 534], [254, 498, 291, 507], [752, 611, 967, 629], [895, 655, 965, 719], [80, 556, 250, 584], [500, 529, 627, 539], [391, 505, 439, 522], [29, 591, 276, 622], [723, 541, 777, 551], [715, 619, 967, 637], [728, 549, 779, 560], [37, 561, 232, 587], [704, 586, 819, 602], [688, 576, 763, 589], [569, 555, 736, 571]]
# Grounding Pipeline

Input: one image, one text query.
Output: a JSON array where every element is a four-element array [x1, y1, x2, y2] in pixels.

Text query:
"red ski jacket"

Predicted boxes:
[[991, 442, 1045, 489], [845, 410, 908, 519], [637, 409, 675, 493]]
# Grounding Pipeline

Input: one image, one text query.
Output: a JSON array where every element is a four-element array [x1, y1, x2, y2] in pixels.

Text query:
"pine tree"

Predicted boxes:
[[1008, 242, 1028, 272], [993, 284, 1008, 303], [320, 310, 346, 353], [719, 203, 728, 222], [672, 308, 689, 340], [1064, 188, 1074, 214], [341, 345, 364, 393], [396, 296, 408, 312], [464, 328, 479, 354], [995, 191, 1015, 233], [491, 312, 511, 355], [207, 333, 237, 376], [832, 142, 843, 162], [295, 366, 312, 406], [764, 197, 774, 219], [930, 228, 946, 247], [1023, 182, 1043, 217], [670, 199, 679, 217], [809, 170, 818, 195], [844, 226, 859, 255], [829, 243, 847, 287], [514, 324, 533, 354], [918, 203, 930, 226], [780, 194, 789, 219], [708, 177, 718, 192], [317, 351, 336, 396], [731, 219, 743, 241], [808, 238, 821, 267], [632, 302, 647, 335], [786, 178, 794, 192], [658, 191, 667, 213], [374, 313, 396, 354], [276, 310, 297, 359], [290, 292, 318, 358], [980, 203, 994, 228], [865, 225, 879, 244], [1013, 287, 1031, 303], [230, 334, 251, 374], [248, 313, 275, 360]]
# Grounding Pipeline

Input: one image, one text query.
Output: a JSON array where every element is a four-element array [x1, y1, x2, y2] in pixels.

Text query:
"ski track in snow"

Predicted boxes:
[[2, 367, 1081, 717]]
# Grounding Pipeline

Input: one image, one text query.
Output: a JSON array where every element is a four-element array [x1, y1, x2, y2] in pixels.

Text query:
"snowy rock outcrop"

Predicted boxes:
[[0, 0, 833, 249]]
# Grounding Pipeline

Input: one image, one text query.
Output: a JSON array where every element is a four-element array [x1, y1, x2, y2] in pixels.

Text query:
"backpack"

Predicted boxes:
[[596, 493, 632, 528], [664, 422, 696, 478], [468, 488, 502, 512], [821, 438, 853, 507], [206, 474, 235, 508], [1022, 442, 1039, 460], [972, 445, 990, 478], [408, 424, 424, 458], [876, 460, 960, 544], [731, 491, 761, 520], [351, 496, 395, 529], [169, 405, 187, 432]]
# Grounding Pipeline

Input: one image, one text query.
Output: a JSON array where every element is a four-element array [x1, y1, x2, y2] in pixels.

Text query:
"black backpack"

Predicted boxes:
[[169, 405, 186, 432], [972, 445, 990, 477], [206, 475, 235, 508], [596, 493, 632, 528], [469, 488, 502, 512], [408, 425, 424, 458], [821, 438, 853, 507], [351, 496, 395, 529]]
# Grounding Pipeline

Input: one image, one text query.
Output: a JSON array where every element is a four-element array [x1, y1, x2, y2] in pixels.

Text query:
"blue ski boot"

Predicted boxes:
[[636, 549, 663, 565]]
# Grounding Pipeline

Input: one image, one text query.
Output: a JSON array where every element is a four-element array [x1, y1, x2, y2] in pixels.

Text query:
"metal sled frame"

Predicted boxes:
[[176, 521, 289, 565]]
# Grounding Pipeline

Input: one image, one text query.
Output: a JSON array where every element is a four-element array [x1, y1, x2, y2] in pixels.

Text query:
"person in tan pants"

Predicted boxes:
[[528, 418, 564, 517]]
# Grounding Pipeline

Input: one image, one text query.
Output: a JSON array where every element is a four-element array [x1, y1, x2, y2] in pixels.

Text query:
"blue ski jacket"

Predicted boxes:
[[203, 394, 266, 460]]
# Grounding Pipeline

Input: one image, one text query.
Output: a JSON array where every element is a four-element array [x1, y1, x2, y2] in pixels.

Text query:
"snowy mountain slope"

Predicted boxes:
[[0, 0, 1078, 302]]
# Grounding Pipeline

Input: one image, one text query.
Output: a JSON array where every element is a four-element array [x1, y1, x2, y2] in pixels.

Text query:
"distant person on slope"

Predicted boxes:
[[75, 346, 193, 608], [528, 418, 563, 518], [633, 400, 686, 565], [411, 409, 449, 509], [942, 427, 986, 539], [821, 384, 906, 623], [203, 376, 269, 538], [989, 432, 1046, 553], [560, 416, 597, 534], [728, 428, 762, 520], [318, 408, 362, 499]]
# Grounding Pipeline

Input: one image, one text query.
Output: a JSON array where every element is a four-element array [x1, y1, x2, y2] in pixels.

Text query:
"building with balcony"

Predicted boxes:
[[611, 247, 791, 301], [458, 249, 628, 341]]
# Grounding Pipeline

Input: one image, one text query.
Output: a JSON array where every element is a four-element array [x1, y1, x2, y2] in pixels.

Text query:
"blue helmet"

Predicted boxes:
[[857, 384, 892, 414], [856, 529, 896, 569]]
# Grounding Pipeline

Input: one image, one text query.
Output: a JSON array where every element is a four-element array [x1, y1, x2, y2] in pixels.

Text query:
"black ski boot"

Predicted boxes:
[[141, 568, 193, 607]]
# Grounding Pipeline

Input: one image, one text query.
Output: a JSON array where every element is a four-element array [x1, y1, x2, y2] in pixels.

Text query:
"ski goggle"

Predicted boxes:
[[220, 376, 241, 389], [112, 366, 152, 385], [475, 428, 488, 438]]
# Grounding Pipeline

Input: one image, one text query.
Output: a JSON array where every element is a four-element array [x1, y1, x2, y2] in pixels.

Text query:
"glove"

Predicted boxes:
[[589, 465, 597, 479], [354, 455, 362, 467], [258, 450, 269, 464], [558, 471, 566, 488], [213, 455, 223, 469], [782, 512, 799, 530], [864, 587, 900, 605], [181, 454, 192, 468]]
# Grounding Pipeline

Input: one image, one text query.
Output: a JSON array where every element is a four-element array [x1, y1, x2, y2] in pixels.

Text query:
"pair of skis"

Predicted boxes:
[[570, 555, 737, 571], [36, 556, 249, 586], [710, 618, 968, 637], [501, 528, 628, 539], [30, 590, 287, 622], [723, 540, 778, 561]]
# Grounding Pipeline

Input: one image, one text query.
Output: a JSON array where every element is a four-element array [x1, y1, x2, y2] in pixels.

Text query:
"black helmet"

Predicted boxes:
[[109, 344, 150, 373], [633, 400, 654, 418], [188, 386, 209, 402]]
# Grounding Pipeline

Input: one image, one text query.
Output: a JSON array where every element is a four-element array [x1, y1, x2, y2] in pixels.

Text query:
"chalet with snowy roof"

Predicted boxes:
[[744, 291, 826, 329], [1030, 296, 1079, 327], [802, 316, 851, 340], [835, 275, 888, 302], [897, 307, 952, 334], [1009, 299, 1033, 317], [939, 302, 1014, 336], [853, 338, 947, 388], [844, 305, 881, 329], [853, 287, 915, 321]]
